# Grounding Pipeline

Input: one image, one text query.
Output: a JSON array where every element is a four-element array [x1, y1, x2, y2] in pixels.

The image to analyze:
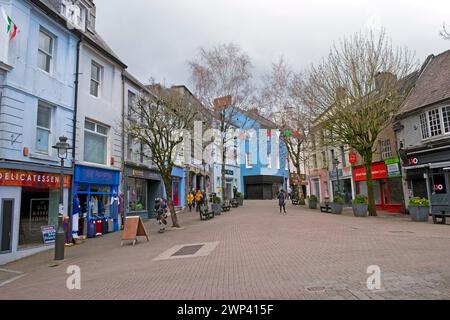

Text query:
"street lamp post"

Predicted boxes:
[[52, 136, 72, 261], [333, 158, 341, 198]]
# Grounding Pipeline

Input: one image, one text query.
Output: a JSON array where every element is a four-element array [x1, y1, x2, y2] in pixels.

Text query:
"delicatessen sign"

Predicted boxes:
[[0, 169, 71, 188]]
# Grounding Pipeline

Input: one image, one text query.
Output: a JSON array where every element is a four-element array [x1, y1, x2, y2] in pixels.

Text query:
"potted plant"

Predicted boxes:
[[308, 195, 318, 209], [331, 195, 345, 214], [211, 196, 222, 216], [408, 197, 429, 222], [352, 195, 368, 217], [235, 192, 244, 206]]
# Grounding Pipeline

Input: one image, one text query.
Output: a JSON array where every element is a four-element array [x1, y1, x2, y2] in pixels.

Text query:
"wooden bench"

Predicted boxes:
[[432, 211, 450, 224], [222, 200, 231, 212], [320, 202, 332, 213], [200, 204, 214, 220], [231, 199, 239, 208]]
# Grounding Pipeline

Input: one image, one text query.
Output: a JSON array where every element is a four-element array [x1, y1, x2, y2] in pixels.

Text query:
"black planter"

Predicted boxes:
[[353, 204, 368, 217], [308, 200, 317, 209], [331, 203, 343, 214], [409, 206, 429, 222]]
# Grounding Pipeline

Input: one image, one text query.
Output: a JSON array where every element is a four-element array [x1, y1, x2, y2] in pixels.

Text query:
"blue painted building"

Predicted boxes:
[[0, 0, 78, 263], [231, 108, 289, 200]]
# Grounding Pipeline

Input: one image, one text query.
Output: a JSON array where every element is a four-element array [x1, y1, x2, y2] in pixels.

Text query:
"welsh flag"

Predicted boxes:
[[2, 8, 18, 41]]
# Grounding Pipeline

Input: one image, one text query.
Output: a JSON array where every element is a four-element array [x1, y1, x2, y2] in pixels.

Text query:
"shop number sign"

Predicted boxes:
[[349, 153, 357, 164], [41, 226, 56, 244]]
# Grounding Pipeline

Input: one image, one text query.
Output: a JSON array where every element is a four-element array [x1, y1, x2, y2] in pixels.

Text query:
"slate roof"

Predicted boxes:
[[34, 0, 127, 68], [398, 50, 450, 116]]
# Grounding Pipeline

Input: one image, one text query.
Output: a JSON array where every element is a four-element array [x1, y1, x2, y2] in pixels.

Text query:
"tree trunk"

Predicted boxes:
[[365, 159, 378, 217], [162, 174, 181, 228], [222, 141, 227, 201], [296, 164, 305, 200]]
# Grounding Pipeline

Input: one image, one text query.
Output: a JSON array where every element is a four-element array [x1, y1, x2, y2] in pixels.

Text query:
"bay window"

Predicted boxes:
[[420, 106, 450, 140]]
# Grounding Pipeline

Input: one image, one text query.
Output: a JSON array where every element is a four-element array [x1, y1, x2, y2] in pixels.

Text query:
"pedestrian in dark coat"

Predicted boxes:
[[278, 189, 287, 215]]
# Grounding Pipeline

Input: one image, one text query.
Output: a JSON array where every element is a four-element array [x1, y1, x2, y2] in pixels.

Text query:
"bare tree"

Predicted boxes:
[[440, 23, 450, 40], [258, 57, 313, 201], [189, 43, 254, 200], [302, 30, 417, 216], [126, 84, 203, 228]]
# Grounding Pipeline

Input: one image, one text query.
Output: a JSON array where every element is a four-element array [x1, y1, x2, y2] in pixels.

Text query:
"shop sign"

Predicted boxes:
[[0, 169, 71, 188], [349, 152, 358, 164], [353, 163, 388, 181], [41, 226, 56, 244], [131, 169, 161, 181], [385, 157, 401, 177], [75, 166, 120, 185], [225, 170, 234, 176]]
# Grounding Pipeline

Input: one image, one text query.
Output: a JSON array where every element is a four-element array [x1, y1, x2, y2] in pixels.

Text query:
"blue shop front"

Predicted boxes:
[[73, 166, 121, 238]]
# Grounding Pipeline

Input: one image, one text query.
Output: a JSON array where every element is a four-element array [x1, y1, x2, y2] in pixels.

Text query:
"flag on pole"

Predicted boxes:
[[2, 7, 18, 41]]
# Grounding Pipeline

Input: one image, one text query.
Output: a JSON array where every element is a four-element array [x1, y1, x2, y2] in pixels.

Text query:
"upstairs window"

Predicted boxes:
[[90, 62, 102, 97], [38, 29, 53, 73], [380, 140, 392, 160], [84, 120, 108, 164], [36, 103, 52, 153], [420, 106, 450, 140]]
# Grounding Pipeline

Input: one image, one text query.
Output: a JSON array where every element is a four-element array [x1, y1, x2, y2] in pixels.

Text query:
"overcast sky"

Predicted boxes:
[[95, 0, 450, 87]]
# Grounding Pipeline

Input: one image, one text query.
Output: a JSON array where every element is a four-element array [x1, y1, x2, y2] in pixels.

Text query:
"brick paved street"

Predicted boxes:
[[1, 200, 450, 300]]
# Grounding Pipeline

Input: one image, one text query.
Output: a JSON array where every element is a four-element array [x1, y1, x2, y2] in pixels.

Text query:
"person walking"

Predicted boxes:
[[187, 192, 194, 212], [278, 189, 287, 215], [195, 190, 203, 212]]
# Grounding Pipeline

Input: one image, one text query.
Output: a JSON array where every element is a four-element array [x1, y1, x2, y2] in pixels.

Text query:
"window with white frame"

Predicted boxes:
[[443, 106, 450, 133], [36, 103, 52, 153], [312, 154, 318, 169], [38, 28, 53, 73], [419, 106, 450, 140], [380, 140, 392, 160], [420, 113, 429, 139], [128, 91, 137, 119], [84, 120, 108, 164], [90, 61, 102, 97], [428, 109, 442, 137], [246, 152, 253, 168]]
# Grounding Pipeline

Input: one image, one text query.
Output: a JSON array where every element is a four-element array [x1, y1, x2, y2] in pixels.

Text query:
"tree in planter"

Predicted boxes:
[[189, 43, 254, 201], [126, 84, 203, 228], [301, 30, 417, 216]]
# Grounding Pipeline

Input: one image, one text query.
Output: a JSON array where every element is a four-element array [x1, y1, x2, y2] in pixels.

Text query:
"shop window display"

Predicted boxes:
[[127, 177, 147, 212]]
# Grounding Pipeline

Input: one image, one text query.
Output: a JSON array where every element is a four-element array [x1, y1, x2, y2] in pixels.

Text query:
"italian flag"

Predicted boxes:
[[2, 8, 17, 41]]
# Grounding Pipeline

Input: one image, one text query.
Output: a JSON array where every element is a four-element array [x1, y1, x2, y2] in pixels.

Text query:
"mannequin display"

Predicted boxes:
[[111, 192, 119, 232], [72, 195, 81, 239], [90, 196, 98, 216]]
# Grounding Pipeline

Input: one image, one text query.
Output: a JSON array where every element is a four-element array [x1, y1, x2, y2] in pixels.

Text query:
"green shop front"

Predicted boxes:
[[124, 166, 162, 219]]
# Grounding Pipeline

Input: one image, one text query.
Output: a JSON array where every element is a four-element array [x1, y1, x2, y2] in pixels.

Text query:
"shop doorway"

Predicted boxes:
[[19, 187, 54, 249], [1, 199, 14, 253]]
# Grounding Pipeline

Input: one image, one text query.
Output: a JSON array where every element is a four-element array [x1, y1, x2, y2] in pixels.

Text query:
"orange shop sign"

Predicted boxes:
[[0, 169, 71, 188]]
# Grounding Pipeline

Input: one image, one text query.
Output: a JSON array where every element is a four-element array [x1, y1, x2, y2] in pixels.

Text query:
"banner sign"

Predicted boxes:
[[41, 226, 56, 244], [0, 169, 71, 188]]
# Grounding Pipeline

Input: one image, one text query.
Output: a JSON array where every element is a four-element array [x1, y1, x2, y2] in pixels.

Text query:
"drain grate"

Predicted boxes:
[[389, 231, 414, 234], [172, 245, 204, 257]]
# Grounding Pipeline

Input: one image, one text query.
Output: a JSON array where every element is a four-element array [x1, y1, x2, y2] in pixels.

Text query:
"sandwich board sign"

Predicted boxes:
[[121, 216, 149, 246], [41, 226, 56, 244]]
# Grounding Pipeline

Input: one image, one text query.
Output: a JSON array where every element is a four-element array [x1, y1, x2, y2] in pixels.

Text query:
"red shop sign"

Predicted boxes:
[[0, 169, 71, 188], [353, 162, 388, 182]]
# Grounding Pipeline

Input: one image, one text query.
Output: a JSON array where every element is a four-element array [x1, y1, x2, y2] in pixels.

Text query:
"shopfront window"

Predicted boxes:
[[387, 179, 403, 205], [19, 187, 58, 249], [127, 178, 147, 212], [430, 169, 448, 205]]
